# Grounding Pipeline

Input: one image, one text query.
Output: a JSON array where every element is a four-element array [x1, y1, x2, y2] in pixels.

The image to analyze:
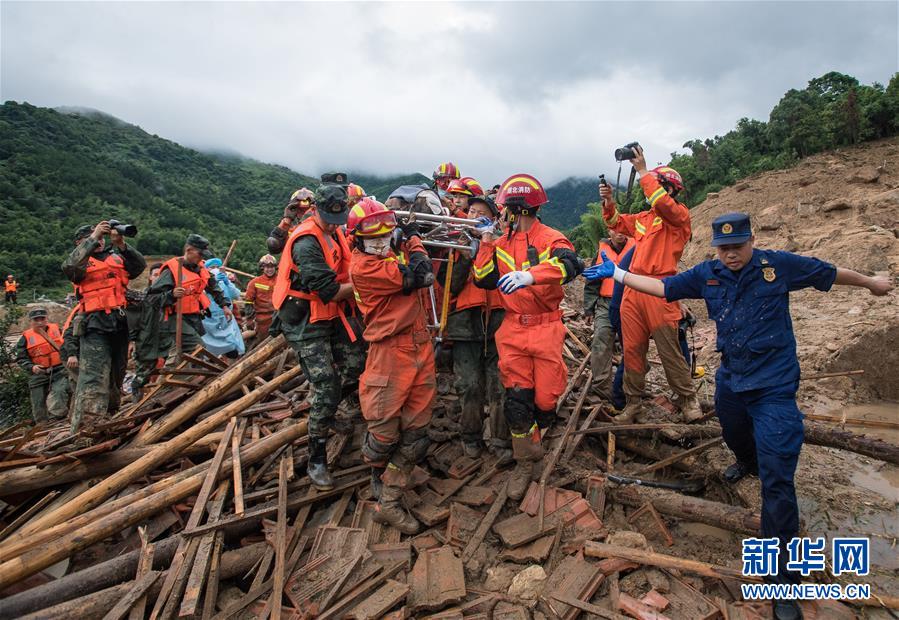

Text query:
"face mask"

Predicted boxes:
[[363, 237, 391, 257]]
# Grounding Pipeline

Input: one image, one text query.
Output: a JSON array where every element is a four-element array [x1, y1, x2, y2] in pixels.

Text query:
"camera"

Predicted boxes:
[[107, 219, 137, 237], [614, 142, 640, 162]]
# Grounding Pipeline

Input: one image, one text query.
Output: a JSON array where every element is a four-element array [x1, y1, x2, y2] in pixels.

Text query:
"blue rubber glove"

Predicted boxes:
[[583, 251, 616, 281], [498, 271, 535, 294]]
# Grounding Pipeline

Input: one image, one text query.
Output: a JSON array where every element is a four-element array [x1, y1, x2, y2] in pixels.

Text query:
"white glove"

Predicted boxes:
[[498, 271, 535, 294]]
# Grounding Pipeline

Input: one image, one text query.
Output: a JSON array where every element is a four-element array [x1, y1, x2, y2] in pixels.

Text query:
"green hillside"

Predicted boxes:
[[0, 103, 419, 291]]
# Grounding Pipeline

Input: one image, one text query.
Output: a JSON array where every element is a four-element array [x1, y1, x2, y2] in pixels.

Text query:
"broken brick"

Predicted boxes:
[[447, 456, 482, 479], [446, 502, 483, 548], [452, 485, 496, 507], [347, 579, 410, 620], [641, 589, 671, 611], [407, 546, 467, 612], [369, 541, 412, 569], [518, 482, 581, 516], [543, 554, 604, 620], [411, 490, 451, 526], [618, 592, 672, 620], [498, 535, 554, 564]]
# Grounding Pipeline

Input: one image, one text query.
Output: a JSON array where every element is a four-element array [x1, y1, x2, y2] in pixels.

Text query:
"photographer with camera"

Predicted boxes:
[[594, 144, 702, 423], [63, 220, 146, 434]]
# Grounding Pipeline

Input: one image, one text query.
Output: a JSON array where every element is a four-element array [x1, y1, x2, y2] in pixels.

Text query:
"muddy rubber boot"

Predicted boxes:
[[491, 439, 514, 467], [373, 484, 419, 535], [307, 438, 335, 491], [370, 466, 385, 501], [723, 461, 758, 484], [462, 439, 485, 459], [508, 433, 544, 501], [680, 395, 704, 423], [616, 398, 643, 424]]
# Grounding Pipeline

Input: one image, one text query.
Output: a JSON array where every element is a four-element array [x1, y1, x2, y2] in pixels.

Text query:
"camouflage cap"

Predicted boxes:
[[28, 307, 48, 319], [314, 184, 349, 225], [74, 224, 95, 241], [185, 234, 214, 258]]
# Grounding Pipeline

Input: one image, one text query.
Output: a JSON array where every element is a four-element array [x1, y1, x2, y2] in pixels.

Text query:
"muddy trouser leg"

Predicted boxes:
[[652, 323, 696, 399], [485, 337, 509, 449], [453, 340, 487, 445], [46, 367, 71, 419], [73, 330, 112, 432], [333, 333, 368, 409], [107, 329, 129, 414], [590, 297, 614, 395], [28, 375, 50, 423], [291, 335, 341, 441]]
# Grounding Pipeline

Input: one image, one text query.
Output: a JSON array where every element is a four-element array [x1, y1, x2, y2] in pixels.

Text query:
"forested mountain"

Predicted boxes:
[[2, 71, 896, 290], [0, 103, 426, 290]]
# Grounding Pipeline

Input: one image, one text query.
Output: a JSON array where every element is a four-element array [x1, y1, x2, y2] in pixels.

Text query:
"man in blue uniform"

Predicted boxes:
[[585, 212, 892, 620]]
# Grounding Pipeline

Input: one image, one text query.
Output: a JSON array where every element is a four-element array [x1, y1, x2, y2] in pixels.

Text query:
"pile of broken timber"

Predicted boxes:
[[1, 322, 897, 619]]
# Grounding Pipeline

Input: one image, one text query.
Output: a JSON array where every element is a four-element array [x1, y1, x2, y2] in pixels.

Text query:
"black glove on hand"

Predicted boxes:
[[399, 221, 421, 239], [409, 251, 434, 289]]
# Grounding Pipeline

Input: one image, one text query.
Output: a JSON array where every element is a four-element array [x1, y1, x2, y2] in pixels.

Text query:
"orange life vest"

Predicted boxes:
[[162, 258, 211, 317], [4, 280, 17, 293], [75, 254, 130, 313], [454, 277, 503, 312], [593, 237, 636, 297], [24, 323, 63, 368], [272, 218, 357, 340]]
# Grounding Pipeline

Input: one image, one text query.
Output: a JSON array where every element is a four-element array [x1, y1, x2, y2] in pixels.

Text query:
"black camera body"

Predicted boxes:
[[614, 142, 640, 162], [107, 219, 137, 237]]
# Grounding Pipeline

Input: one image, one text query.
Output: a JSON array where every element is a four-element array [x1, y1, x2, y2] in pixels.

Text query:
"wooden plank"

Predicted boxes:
[[102, 571, 161, 620], [635, 437, 724, 475], [551, 594, 628, 620], [268, 455, 290, 620], [129, 527, 155, 620], [200, 531, 224, 620], [348, 579, 409, 620], [150, 419, 237, 619], [583, 542, 760, 582], [179, 480, 229, 618], [462, 481, 508, 562], [232, 419, 247, 515]]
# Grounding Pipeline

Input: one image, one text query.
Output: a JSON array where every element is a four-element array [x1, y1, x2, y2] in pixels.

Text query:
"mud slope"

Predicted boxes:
[[681, 137, 899, 402]]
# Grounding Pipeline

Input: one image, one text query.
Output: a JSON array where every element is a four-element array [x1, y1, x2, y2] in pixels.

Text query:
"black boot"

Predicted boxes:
[[723, 460, 758, 483], [307, 437, 335, 490], [773, 599, 803, 620]]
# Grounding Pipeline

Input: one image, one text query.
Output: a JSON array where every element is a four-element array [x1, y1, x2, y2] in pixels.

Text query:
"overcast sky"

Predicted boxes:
[[2, 1, 897, 186]]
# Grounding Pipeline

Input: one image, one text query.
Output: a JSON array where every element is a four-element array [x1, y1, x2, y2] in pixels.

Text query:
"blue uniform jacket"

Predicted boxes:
[[663, 249, 836, 392]]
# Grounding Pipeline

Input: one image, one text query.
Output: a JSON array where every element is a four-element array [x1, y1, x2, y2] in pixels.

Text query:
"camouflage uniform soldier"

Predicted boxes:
[[132, 236, 233, 400], [62, 222, 146, 432], [272, 173, 367, 490], [15, 307, 71, 422]]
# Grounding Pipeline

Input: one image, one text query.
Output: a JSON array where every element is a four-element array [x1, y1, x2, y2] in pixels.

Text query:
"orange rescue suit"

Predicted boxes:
[[591, 237, 635, 298], [350, 236, 435, 445], [4, 280, 17, 293], [23, 323, 64, 368], [604, 174, 691, 372], [245, 273, 276, 339], [161, 258, 211, 317], [272, 217, 357, 339], [75, 254, 130, 313], [472, 220, 573, 412]]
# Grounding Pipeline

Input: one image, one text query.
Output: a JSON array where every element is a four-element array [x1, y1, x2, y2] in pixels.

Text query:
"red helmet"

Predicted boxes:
[[432, 162, 461, 182], [446, 176, 484, 197], [649, 166, 684, 193], [347, 183, 366, 207], [347, 198, 397, 238], [496, 174, 548, 212]]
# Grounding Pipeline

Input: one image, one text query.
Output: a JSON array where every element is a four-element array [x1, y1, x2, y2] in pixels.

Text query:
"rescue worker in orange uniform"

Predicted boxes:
[[349, 198, 436, 534], [432, 162, 461, 192], [273, 174, 367, 491], [267, 187, 316, 254], [63, 221, 146, 433], [15, 307, 71, 422], [583, 229, 635, 399], [600, 145, 702, 423], [472, 174, 584, 500], [244, 254, 278, 347], [4, 274, 18, 304], [131, 235, 234, 401], [441, 186, 510, 460]]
